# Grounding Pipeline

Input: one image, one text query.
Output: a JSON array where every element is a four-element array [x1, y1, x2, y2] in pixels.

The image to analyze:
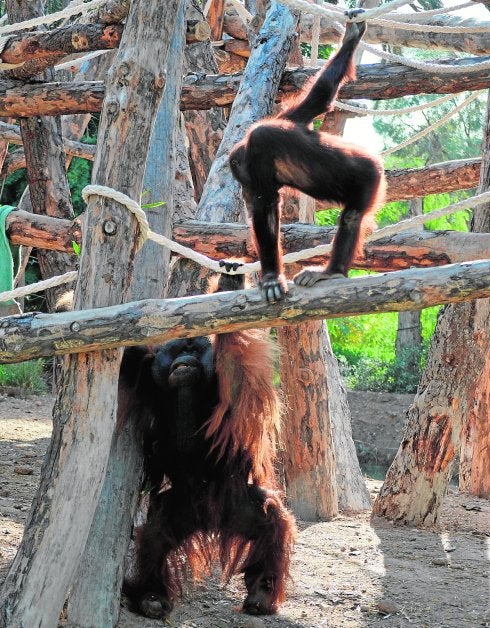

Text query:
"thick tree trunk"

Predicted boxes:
[[65, 8, 186, 628], [373, 95, 490, 522], [279, 322, 339, 520], [458, 92, 490, 499], [0, 2, 181, 626]]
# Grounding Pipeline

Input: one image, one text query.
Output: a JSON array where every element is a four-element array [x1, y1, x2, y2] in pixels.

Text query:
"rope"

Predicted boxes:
[[54, 49, 111, 72], [381, 91, 482, 156], [82, 185, 259, 274], [370, 16, 490, 33], [334, 92, 460, 117], [0, 270, 78, 302], [275, 0, 412, 22], [2, 187, 489, 304], [0, 0, 107, 36], [394, 2, 479, 19]]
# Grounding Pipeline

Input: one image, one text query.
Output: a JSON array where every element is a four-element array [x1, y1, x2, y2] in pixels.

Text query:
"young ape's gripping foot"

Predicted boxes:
[[293, 268, 345, 288], [261, 272, 288, 303]]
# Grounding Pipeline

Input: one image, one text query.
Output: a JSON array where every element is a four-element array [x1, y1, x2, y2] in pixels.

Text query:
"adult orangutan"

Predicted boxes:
[[122, 274, 296, 619]]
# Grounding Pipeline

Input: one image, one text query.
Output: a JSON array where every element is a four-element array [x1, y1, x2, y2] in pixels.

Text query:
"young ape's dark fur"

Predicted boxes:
[[229, 13, 385, 302], [122, 275, 295, 620]]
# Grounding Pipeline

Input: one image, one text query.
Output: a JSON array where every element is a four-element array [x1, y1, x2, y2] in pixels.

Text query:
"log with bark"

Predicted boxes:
[[65, 9, 187, 627], [0, 57, 488, 118], [6, 211, 490, 271], [373, 94, 490, 526], [0, 23, 123, 79], [5, 0, 75, 312], [180, 57, 490, 110], [1, 260, 490, 365]]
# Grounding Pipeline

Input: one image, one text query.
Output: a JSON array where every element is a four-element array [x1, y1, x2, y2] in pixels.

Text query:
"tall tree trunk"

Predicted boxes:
[[458, 91, 490, 499], [6, 0, 74, 312], [0, 2, 182, 627], [395, 199, 423, 363], [65, 8, 186, 628], [373, 93, 490, 523], [183, 1, 226, 200], [279, 322, 338, 520]]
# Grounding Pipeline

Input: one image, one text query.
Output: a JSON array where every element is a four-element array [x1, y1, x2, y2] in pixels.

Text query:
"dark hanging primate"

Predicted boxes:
[[122, 275, 296, 620], [229, 12, 385, 302]]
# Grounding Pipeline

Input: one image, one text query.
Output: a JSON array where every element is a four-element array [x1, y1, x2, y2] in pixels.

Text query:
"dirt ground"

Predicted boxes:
[[0, 390, 489, 628]]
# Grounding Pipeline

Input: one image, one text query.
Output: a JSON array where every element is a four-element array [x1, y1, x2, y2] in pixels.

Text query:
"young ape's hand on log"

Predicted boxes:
[[230, 11, 385, 302]]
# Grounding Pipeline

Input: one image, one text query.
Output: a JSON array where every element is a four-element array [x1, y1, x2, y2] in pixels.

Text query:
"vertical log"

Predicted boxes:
[[198, 0, 299, 222], [373, 92, 490, 523], [279, 323, 338, 520], [65, 9, 186, 628], [169, 0, 299, 297], [395, 199, 423, 362], [6, 0, 75, 311], [458, 90, 490, 499], [0, 2, 182, 627], [184, 0, 226, 200]]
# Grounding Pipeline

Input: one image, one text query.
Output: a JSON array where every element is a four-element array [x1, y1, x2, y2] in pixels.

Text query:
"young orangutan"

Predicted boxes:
[[229, 11, 385, 302], [122, 275, 296, 619]]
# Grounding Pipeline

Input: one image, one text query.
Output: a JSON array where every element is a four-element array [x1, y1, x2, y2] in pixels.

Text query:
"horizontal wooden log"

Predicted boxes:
[[6, 210, 490, 271], [0, 56, 488, 117], [1, 23, 123, 79], [181, 57, 490, 110], [0, 80, 105, 117], [385, 158, 481, 202], [0, 123, 95, 175], [1, 260, 489, 364], [5, 209, 82, 251]]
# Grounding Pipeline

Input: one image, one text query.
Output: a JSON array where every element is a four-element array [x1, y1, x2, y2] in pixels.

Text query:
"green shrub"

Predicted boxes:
[[341, 343, 428, 394], [0, 360, 48, 392]]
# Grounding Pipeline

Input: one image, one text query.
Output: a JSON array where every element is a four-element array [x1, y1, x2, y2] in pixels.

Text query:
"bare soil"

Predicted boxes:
[[0, 390, 489, 628]]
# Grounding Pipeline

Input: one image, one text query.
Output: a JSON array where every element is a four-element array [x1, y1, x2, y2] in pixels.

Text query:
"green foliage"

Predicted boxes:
[[67, 156, 92, 216], [0, 360, 47, 392], [339, 344, 428, 394], [300, 43, 334, 60], [328, 306, 440, 393], [375, 92, 486, 166]]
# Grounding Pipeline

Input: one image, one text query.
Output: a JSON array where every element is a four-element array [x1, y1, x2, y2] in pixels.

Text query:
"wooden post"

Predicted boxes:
[[0, 2, 183, 626], [6, 0, 75, 311], [65, 8, 186, 627], [459, 90, 490, 499]]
